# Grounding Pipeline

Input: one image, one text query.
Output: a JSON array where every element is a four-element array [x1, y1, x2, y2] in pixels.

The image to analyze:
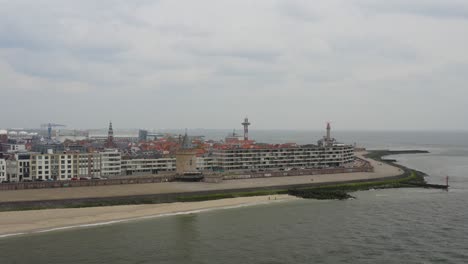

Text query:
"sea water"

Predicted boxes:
[[1, 131, 468, 264]]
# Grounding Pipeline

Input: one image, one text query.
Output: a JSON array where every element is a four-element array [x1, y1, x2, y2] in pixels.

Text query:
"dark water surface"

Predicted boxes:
[[1, 131, 468, 264]]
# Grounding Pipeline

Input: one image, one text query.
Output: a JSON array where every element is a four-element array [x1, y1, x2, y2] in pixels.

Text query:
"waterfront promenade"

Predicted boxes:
[[0, 152, 400, 203]]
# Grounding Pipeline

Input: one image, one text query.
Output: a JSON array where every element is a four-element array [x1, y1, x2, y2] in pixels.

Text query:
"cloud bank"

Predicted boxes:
[[1, 0, 467, 130]]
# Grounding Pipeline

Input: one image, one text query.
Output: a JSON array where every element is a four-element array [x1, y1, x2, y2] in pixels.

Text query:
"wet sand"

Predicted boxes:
[[0, 195, 297, 237]]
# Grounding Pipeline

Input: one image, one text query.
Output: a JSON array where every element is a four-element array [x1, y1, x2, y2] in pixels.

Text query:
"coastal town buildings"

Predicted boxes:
[[121, 158, 175, 176], [0, 153, 32, 182], [1, 142, 27, 153], [100, 149, 122, 177], [5, 159, 18, 182], [30, 152, 102, 180], [211, 144, 354, 171], [0, 130, 7, 143], [0, 119, 356, 182], [0, 158, 6, 182]]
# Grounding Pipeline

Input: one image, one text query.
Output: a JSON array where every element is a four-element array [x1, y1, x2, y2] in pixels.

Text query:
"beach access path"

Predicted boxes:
[[0, 152, 401, 203]]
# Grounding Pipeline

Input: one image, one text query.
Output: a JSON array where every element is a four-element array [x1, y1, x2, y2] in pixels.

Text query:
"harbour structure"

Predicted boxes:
[[40, 123, 65, 140], [138, 129, 165, 142]]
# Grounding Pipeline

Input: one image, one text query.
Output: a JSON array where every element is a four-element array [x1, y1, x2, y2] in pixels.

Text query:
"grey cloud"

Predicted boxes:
[[0, 0, 467, 130], [330, 36, 422, 63], [356, 0, 468, 19], [185, 47, 281, 63], [214, 66, 282, 78], [276, 1, 322, 22]]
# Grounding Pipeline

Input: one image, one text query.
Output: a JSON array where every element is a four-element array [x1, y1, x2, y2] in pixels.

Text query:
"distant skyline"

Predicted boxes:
[[1, 0, 468, 130]]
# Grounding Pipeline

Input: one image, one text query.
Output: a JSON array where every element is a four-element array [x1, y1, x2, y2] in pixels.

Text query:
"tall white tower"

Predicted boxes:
[[241, 117, 251, 141]]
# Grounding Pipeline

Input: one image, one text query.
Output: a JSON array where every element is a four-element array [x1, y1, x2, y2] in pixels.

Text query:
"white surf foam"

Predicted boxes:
[[0, 197, 293, 239]]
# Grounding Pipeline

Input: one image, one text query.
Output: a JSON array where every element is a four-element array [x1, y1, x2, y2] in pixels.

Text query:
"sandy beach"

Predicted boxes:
[[0, 194, 297, 237]]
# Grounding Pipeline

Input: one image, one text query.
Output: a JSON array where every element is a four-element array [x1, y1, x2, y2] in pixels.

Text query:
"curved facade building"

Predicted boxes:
[[212, 144, 354, 171]]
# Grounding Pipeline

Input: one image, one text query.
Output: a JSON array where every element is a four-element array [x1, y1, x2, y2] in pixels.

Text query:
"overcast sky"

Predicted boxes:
[[1, 0, 468, 131]]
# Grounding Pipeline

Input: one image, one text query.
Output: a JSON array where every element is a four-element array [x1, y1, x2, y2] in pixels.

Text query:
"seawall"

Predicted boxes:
[[0, 173, 408, 211]]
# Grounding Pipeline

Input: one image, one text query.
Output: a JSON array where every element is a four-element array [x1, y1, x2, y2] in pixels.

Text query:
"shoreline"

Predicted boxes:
[[0, 194, 297, 238], [0, 150, 435, 238], [0, 151, 402, 206]]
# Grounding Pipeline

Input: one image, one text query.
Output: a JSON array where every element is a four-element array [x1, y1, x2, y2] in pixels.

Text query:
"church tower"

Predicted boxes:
[[105, 121, 116, 148]]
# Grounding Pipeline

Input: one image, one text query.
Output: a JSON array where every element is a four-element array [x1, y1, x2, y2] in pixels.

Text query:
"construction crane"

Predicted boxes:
[[40, 123, 66, 140]]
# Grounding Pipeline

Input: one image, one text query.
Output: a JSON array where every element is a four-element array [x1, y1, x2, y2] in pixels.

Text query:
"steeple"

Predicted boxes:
[[108, 121, 114, 137], [181, 129, 192, 149], [105, 121, 115, 148]]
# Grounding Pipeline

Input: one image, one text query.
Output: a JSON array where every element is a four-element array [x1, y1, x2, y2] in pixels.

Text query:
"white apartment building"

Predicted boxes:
[[1, 153, 32, 182], [121, 157, 217, 176], [16, 153, 31, 181], [77, 153, 102, 178], [5, 159, 19, 182], [30, 154, 55, 180], [1, 143, 26, 153], [30, 152, 104, 180], [121, 158, 175, 176], [100, 149, 122, 177], [0, 159, 6, 182], [120, 145, 354, 176], [211, 144, 355, 171], [197, 156, 215, 171]]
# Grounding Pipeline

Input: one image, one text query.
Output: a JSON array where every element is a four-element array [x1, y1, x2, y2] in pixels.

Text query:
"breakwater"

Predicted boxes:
[[286, 150, 447, 200]]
